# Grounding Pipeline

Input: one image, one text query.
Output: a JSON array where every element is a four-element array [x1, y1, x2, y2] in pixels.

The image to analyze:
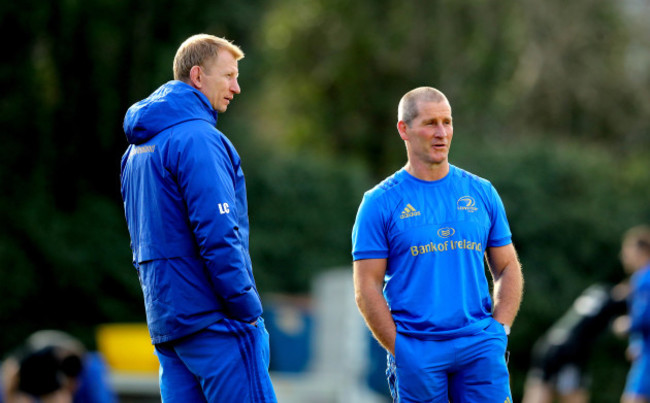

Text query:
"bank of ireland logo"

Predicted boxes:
[[437, 227, 455, 238], [457, 196, 478, 212]]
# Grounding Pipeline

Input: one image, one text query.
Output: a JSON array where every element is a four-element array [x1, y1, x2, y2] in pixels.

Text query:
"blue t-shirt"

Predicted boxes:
[[352, 165, 513, 340], [629, 263, 650, 345]]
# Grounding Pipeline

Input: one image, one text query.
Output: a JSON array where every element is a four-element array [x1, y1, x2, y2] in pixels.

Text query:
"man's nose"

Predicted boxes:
[[433, 123, 445, 136], [232, 79, 241, 94]]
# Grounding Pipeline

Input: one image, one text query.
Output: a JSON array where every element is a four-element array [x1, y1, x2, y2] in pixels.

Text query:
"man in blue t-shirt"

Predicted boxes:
[[615, 225, 650, 403], [352, 86, 524, 402]]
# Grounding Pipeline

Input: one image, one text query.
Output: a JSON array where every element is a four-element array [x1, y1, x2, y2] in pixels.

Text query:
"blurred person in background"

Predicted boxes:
[[0, 330, 116, 403], [614, 225, 650, 403], [120, 34, 276, 402], [352, 86, 523, 402], [521, 283, 627, 403]]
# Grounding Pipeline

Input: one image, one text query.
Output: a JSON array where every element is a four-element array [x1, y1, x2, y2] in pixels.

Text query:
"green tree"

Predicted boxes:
[[1, 2, 649, 400]]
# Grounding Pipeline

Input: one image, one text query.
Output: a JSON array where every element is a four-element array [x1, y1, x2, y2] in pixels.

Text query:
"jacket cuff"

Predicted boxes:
[[226, 288, 263, 323]]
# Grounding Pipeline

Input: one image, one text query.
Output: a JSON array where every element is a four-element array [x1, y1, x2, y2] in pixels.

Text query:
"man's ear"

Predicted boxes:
[[189, 65, 202, 89], [397, 121, 409, 141]]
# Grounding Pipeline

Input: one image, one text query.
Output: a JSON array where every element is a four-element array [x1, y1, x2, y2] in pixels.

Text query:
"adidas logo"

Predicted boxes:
[[400, 204, 421, 219]]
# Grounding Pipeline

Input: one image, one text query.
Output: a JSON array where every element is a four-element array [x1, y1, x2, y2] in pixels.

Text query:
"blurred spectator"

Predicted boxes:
[[0, 330, 116, 403], [613, 225, 650, 403], [522, 283, 627, 403]]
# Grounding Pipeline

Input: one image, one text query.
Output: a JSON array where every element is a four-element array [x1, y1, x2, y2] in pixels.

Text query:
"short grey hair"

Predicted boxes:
[[397, 87, 448, 125]]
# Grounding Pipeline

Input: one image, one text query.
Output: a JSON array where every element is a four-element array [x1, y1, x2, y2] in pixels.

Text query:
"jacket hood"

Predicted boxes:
[[123, 80, 218, 145]]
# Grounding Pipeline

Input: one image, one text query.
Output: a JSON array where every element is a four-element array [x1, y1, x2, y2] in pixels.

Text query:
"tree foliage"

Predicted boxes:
[[1, 1, 649, 400], [251, 0, 650, 174]]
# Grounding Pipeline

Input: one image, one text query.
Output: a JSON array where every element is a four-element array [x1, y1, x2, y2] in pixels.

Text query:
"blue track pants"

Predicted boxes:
[[154, 317, 277, 403]]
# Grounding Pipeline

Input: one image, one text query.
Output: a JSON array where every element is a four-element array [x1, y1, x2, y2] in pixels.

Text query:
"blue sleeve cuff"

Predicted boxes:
[[225, 288, 264, 323], [487, 237, 512, 248], [352, 250, 389, 261]]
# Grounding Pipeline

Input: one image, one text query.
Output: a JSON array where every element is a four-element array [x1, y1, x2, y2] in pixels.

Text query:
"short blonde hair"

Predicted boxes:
[[173, 34, 244, 81], [398, 87, 449, 125]]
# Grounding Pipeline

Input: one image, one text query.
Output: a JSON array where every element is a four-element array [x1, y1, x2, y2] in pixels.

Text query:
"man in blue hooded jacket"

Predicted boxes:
[[120, 34, 276, 402]]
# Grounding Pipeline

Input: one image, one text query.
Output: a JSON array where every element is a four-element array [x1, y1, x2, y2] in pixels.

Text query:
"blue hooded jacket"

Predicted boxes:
[[120, 80, 262, 344]]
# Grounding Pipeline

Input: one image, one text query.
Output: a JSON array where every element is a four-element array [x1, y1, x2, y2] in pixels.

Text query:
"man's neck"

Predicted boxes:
[[404, 161, 450, 182]]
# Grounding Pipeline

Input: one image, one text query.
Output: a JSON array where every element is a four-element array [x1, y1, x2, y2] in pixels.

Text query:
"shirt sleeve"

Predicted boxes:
[[629, 275, 650, 335], [352, 193, 389, 261], [170, 126, 262, 323], [486, 184, 513, 248]]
